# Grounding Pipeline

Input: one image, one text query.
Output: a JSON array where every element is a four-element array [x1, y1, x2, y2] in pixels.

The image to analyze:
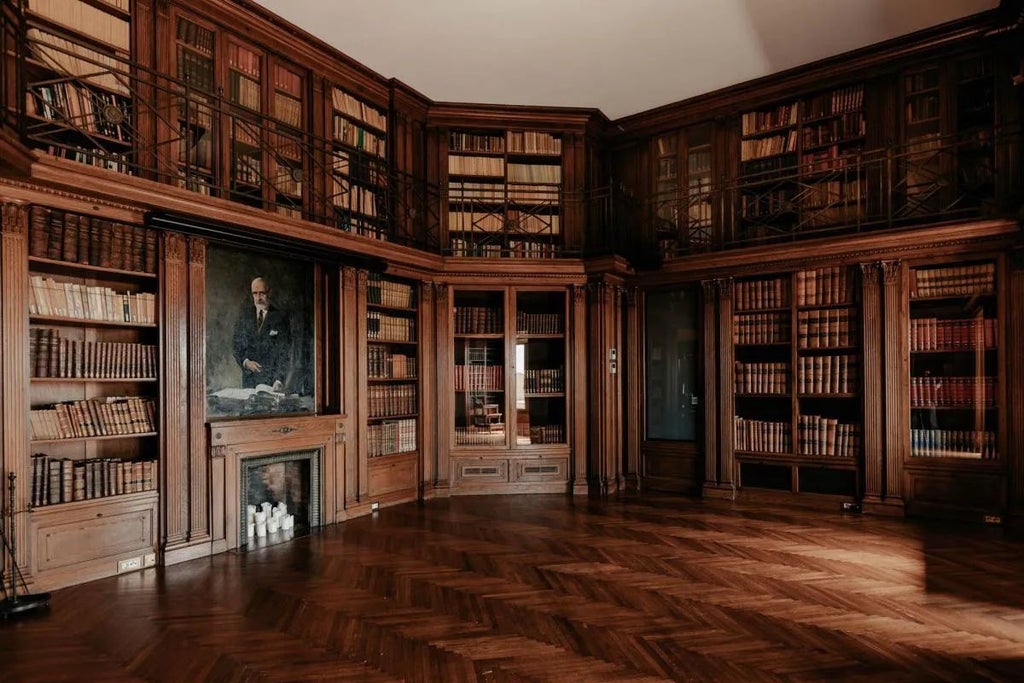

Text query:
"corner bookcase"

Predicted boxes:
[[362, 273, 418, 501], [732, 266, 862, 501], [329, 86, 389, 239], [24, 205, 160, 590], [446, 129, 563, 258]]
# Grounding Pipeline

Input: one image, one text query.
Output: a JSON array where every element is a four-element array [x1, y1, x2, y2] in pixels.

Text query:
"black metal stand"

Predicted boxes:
[[0, 472, 49, 619]]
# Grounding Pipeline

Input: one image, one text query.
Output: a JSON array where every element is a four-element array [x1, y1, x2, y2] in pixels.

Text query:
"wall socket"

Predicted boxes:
[[370, 501, 380, 511], [117, 556, 142, 573], [143, 553, 157, 567]]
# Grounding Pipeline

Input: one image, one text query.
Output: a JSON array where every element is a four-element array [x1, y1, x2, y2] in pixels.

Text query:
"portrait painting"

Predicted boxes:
[[205, 244, 315, 419]]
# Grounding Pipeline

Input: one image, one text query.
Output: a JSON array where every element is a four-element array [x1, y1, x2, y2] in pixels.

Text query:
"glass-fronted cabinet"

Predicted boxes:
[[515, 291, 566, 445], [454, 289, 507, 446], [645, 288, 699, 441], [905, 258, 1004, 518]]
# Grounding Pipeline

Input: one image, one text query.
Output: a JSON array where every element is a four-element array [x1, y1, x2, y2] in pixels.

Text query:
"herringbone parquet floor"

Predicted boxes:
[[2, 494, 1024, 682]]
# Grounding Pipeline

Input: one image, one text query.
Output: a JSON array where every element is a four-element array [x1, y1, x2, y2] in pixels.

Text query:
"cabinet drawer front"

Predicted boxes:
[[454, 458, 509, 483], [513, 457, 567, 482], [33, 503, 155, 573]]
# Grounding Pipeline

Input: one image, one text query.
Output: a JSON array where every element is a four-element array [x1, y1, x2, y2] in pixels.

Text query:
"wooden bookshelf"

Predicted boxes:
[[328, 85, 389, 240], [447, 129, 562, 258]]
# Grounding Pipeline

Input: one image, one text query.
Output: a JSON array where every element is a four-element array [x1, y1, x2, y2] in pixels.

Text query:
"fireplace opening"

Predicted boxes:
[[239, 449, 321, 550]]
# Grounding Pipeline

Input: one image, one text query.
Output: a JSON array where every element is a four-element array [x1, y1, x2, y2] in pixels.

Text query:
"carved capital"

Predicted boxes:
[[701, 279, 717, 303], [434, 282, 448, 305], [341, 266, 356, 290], [880, 260, 901, 285], [356, 269, 368, 295], [187, 236, 206, 264], [859, 261, 882, 285], [210, 445, 227, 459], [572, 284, 586, 305], [716, 277, 734, 300], [164, 231, 186, 262], [1, 202, 29, 236]]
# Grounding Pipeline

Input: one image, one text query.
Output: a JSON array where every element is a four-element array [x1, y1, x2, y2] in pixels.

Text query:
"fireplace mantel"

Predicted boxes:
[[208, 415, 344, 553]]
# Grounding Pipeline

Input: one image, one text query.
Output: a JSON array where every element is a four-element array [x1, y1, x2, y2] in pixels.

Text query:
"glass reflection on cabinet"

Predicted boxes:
[[645, 287, 699, 440], [515, 291, 566, 445]]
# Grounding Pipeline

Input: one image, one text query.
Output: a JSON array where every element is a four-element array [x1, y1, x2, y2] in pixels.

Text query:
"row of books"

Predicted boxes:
[[332, 150, 387, 186], [333, 117, 386, 158], [332, 177, 383, 217], [741, 130, 798, 161], [507, 240, 558, 259], [516, 311, 562, 335], [911, 263, 995, 298], [742, 103, 798, 136], [449, 154, 504, 177], [28, 28, 128, 95], [331, 88, 387, 133], [30, 455, 156, 508], [449, 240, 502, 258], [734, 362, 789, 396], [801, 148, 861, 174], [29, 82, 132, 143], [523, 368, 564, 394], [797, 180, 862, 212], [454, 365, 504, 392], [449, 131, 504, 153], [367, 311, 415, 342], [507, 131, 562, 155], [229, 73, 261, 111], [226, 43, 260, 78], [454, 306, 502, 334], [733, 417, 791, 454], [521, 424, 565, 444], [232, 152, 261, 186], [368, 277, 415, 309], [733, 312, 789, 345], [741, 189, 793, 219], [30, 207, 157, 273], [910, 317, 996, 351], [910, 376, 995, 408], [910, 430, 996, 459], [367, 385, 416, 418], [367, 345, 416, 380], [31, 396, 157, 440], [803, 84, 865, 119], [448, 210, 504, 233], [272, 64, 302, 98], [798, 355, 859, 395], [801, 113, 865, 148], [508, 163, 561, 184], [367, 418, 417, 457], [449, 183, 559, 204], [45, 144, 133, 173], [454, 427, 507, 445], [797, 308, 857, 348], [176, 48, 214, 92], [176, 17, 214, 55], [269, 159, 302, 196], [798, 416, 860, 457], [447, 131, 562, 156], [27, 0, 129, 51], [30, 276, 156, 324], [30, 328, 157, 380], [735, 277, 789, 311]]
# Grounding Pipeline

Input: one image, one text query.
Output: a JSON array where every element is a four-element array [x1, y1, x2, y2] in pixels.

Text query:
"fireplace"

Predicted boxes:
[[239, 449, 321, 549]]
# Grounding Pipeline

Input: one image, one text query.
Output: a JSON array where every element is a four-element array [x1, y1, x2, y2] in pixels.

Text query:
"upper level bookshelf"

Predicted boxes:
[[328, 86, 389, 240], [738, 84, 866, 240], [652, 124, 713, 258], [447, 129, 563, 258]]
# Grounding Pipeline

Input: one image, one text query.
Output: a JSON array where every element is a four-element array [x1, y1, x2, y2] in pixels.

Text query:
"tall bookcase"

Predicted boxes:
[[329, 86, 389, 239], [20, 0, 134, 172], [738, 84, 865, 238], [732, 266, 862, 500], [451, 287, 569, 492], [905, 258, 1004, 517], [364, 273, 418, 500], [24, 205, 160, 589], [446, 129, 563, 258]]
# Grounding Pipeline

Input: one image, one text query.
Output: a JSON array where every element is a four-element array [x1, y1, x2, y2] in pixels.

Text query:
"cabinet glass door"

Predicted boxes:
[[454, 290, 506, 446], [514, 291, 566, 445], [645, 287, 700, 441]]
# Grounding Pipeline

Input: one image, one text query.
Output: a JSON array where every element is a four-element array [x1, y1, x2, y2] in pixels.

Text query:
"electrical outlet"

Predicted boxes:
[[117, 557, 142, 573], [143, 553, 157, 567], [370, 501, 380, 511], [841, 502, 862, 513], [984, 515, 1002, 525]]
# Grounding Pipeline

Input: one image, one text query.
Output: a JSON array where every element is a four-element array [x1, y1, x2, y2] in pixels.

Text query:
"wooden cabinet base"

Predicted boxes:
[[368, 452, 418, 500], [29, 490, 158, 591], [451, 454, 569, 494]]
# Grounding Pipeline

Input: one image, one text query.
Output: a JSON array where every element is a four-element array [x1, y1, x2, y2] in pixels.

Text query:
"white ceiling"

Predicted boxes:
[[252, 0, 999, 121]]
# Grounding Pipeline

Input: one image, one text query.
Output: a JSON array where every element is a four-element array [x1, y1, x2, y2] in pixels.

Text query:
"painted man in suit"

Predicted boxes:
[[233, 276, 293, 390]]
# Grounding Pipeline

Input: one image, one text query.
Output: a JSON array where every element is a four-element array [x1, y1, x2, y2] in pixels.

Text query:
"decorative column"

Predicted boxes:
[[623, 286, 642, 491], [340, 266, 360, 509], [859, 262, 886, 511], [1, 203, 30, 574], [571, 284, 588, 495], [161, 231, 191, 560], [700, 279, 721, 496], [712, 277, 736, 496], [587, 280, 623, 495], [1008, 250, 1024, 523], [432, 282, 451, 494], [418, 280, 437, 497], [353, 269, 369, 505], [880, 260, 906, 510], [186, 237, 210, 545]]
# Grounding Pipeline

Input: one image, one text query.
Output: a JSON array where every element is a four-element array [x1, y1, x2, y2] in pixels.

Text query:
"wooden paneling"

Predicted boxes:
[[570, 284, 588, 495], [367, 452, 417, 499], [860, 262, 886, 510], [881, 261, 906, 506], [161, 232, 190, 558]]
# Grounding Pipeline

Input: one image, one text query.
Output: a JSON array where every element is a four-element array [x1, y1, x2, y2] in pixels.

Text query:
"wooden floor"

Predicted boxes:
[[3, 494, 1024, 682]]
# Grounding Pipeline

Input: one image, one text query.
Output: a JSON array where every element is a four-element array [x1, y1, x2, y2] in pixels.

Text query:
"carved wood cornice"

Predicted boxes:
[[164, 231, 186, 262], [187, 236, 206, 264], [0, 176, 143, 221], [1, 202, 28, 235]]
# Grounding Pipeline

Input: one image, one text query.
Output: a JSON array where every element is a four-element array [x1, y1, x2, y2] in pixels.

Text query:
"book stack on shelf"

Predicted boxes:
[[515, 291, 567, 445], [330, 87, 388, 239], [22, 0, 133, 173], [909, 261, 998, 460], [267, 62, 305, 218], [447, 129, 562, 258], [365, 274, 418, 459], [453, 291, 506, 445], [30, 454, 156, 508], [175, 16, 215, 193]]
